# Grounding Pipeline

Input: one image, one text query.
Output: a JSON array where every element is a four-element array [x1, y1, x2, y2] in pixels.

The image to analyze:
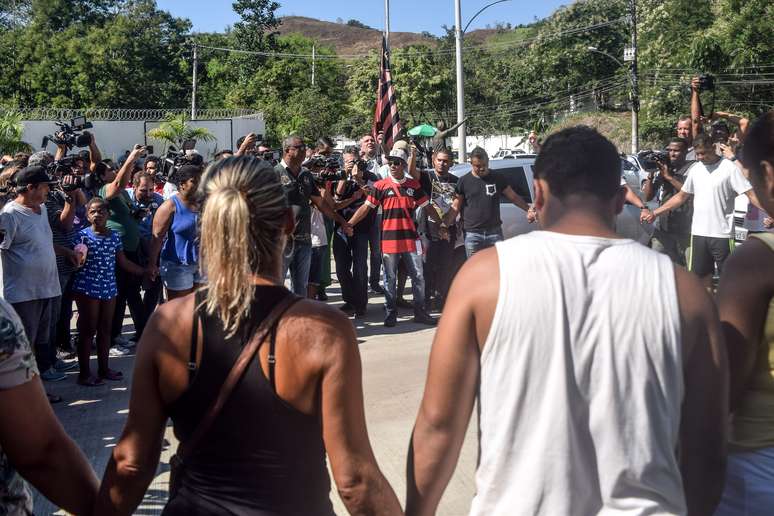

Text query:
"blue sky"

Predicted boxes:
[[156, 0, 570, 36]]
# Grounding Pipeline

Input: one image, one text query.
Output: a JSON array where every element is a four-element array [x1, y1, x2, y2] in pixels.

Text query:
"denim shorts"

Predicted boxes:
[[160, 260, 203, 291]]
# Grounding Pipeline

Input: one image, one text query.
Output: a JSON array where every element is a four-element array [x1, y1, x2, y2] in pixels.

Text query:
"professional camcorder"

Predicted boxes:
[[42, 116, 94, 150], [638, 150, 670, 172], [307, 155, 346, 184], [161, 139, 200, 182]]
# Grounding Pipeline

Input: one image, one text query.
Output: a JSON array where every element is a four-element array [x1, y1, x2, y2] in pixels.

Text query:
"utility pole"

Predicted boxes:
[[454, 0, 466, 162], [311, 45, 316, 86], [629, 0, 639, 154], [191, 43, 198, 121]]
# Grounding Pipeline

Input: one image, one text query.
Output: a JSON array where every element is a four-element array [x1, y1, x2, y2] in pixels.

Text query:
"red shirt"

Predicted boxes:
[[365, 176, 429, 254]]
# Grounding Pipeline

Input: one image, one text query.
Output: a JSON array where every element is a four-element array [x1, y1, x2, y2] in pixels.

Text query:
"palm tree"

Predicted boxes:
[[0, 111, 32, 156], [146, 113, 216, 155]]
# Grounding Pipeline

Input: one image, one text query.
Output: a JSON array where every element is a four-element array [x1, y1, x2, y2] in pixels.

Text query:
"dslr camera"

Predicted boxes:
[[638, 150, 670, 172], [42, 116, 94, 150]]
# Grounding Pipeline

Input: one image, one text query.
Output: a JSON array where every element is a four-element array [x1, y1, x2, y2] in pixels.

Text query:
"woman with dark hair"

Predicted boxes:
[[148, 164, 203, 300], [95, 156, 401, 515], [716, 110, 774, 514]]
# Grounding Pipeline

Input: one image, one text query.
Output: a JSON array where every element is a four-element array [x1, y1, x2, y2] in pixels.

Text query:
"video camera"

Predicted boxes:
[[306, 155, 345, 184], [161, 139, 200, 183], [697, 74, 715, 92], [638, 150, 670, 172], [42, 116, 93, 150]]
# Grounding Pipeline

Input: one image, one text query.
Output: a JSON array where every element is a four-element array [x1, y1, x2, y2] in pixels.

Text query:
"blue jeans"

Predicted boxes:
[[382, 252, 425, 318], [464, 228, 503, 258], [282, 241, 313, 296]]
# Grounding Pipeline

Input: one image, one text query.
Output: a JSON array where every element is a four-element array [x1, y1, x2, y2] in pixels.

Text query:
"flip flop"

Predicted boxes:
[[77, 375, 105, 387], [98, 369, 124, 381]]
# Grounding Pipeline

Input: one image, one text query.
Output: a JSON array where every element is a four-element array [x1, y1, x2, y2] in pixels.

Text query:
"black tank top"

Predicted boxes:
[[163, 286, 334, 516]]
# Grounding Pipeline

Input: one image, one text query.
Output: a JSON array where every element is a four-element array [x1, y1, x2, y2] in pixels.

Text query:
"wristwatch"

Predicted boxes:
[[639, 206, 649, 210]]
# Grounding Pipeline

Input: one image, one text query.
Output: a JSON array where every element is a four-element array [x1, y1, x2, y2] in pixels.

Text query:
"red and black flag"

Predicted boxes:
[[373, 36, 403, 149]]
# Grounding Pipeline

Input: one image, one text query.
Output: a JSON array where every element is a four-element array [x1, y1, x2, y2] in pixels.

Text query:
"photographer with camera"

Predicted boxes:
[[142, 156, 165, 195], [640, 138, 694, 266], [333, 147, 380, 316], [275, 135, 352, 296], [100, 145, 151, 353]]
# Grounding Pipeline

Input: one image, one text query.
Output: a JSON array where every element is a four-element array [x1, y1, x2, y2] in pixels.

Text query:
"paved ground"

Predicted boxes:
[[33, 283, 477, 515]]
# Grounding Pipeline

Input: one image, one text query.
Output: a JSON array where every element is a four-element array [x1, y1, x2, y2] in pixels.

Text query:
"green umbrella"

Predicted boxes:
[[407, 124, 438, 137]]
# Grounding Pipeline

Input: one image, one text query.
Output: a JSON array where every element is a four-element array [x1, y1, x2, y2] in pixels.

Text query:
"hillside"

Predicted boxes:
[[277, 16, 436, 55], [276, 15, 536, 55]]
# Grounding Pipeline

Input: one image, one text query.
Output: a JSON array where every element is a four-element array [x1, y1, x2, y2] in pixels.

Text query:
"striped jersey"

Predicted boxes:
[[365, 176, 429, 254]]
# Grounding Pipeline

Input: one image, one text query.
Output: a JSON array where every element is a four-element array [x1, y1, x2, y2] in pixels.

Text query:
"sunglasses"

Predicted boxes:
[[388, 159, 403, 166]]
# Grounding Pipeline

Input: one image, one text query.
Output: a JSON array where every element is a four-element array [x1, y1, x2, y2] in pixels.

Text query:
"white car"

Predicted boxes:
[[449, 157, 654, 244]]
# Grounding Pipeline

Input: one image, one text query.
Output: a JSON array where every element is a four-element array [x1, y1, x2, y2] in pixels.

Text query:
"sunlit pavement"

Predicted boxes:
[[34, 281, 477, 515]]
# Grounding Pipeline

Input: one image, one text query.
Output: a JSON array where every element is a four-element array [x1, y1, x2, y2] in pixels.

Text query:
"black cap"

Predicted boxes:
[[14, 166, 58, 187]]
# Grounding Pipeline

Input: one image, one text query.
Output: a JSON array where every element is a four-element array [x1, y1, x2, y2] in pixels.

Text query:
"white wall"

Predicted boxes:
[[21, 117, 265, 161]]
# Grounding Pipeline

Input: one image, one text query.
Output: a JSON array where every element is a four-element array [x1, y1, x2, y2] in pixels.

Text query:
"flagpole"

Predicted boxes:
[[384, 0, 390, 49]]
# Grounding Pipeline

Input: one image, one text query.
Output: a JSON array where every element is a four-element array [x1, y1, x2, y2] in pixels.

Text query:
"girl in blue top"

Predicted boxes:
[[72, 197, 149, 386], [149, 164, 203, 300]]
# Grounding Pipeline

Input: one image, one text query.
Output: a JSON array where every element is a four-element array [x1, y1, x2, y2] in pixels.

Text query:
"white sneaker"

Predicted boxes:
[[109, 345, 131, 357]]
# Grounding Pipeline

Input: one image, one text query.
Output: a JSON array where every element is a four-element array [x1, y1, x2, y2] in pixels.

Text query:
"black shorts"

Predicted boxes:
[[689, 235, 735, 277]]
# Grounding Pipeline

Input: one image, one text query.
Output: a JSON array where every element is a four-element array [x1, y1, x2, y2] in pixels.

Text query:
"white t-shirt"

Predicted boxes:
[[681, 158, 752, 238]]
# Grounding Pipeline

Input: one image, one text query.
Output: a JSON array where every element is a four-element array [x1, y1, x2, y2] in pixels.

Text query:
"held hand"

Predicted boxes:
[[342, 223, 354, 237], [60, 175, 81, 193], [526, 206, 538, 224], [641, 209, 655, 224], [764, 217, 773, 229], [719, 144, 736, 160], [66, 249, 81, 267], [240, 133, 257, 152], [129, 144, 145, 160]]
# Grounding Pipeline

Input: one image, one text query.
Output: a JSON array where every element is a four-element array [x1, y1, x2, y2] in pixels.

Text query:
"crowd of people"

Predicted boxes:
[[0, 80, 772, 514]]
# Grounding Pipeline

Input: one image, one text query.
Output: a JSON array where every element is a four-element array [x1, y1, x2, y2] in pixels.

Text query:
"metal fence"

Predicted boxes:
[[2, 107, 263, 121]]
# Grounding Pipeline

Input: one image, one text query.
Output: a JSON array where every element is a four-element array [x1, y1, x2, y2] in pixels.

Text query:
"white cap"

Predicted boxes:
[[388, 148, 408, 165]]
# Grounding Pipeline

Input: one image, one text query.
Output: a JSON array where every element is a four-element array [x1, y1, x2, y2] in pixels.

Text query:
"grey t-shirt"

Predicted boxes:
[[0, 201, 61, 303]]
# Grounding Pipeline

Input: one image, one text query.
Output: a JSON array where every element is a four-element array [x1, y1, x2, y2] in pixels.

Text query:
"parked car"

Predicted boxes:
[[449, 157, 655, 244]]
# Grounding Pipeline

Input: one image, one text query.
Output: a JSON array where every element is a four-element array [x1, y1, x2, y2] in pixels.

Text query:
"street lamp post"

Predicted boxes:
[[454, 0, 465, 162], [454, 0, 511, 163], [587, 46, 639, 154]]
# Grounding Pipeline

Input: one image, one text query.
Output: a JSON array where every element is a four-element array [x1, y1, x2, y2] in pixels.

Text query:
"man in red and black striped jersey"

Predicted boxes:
[[348, 148, 440, 328]]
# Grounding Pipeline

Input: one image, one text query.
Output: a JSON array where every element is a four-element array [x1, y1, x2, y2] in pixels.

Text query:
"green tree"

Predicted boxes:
[[0, 111, 32, 154], [146, 113, 215, 154]]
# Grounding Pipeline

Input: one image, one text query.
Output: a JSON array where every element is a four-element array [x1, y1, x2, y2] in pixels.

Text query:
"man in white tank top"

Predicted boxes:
[[406, 126, 729, 516]]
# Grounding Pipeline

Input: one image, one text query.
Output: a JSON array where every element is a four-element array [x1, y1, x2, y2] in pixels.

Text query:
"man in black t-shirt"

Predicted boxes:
[[333, 148, 379, 316], [422, 149, 458, 310], [444, 147, 532, 257], [275, 135, 352, 296]]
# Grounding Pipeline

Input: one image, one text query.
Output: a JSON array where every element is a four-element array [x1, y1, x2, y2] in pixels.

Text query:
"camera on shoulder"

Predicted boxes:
[[42, 116, 93, 150]]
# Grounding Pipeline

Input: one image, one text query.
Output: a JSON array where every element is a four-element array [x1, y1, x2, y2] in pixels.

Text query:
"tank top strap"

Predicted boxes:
[[751, 232, 774, 253]]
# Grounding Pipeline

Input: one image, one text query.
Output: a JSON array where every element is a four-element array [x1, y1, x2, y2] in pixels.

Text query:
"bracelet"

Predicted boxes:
[[640, 206, 649, 210]]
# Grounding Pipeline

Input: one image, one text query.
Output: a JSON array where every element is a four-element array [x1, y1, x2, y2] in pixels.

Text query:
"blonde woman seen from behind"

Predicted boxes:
[[94, 156, 402, 515]]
